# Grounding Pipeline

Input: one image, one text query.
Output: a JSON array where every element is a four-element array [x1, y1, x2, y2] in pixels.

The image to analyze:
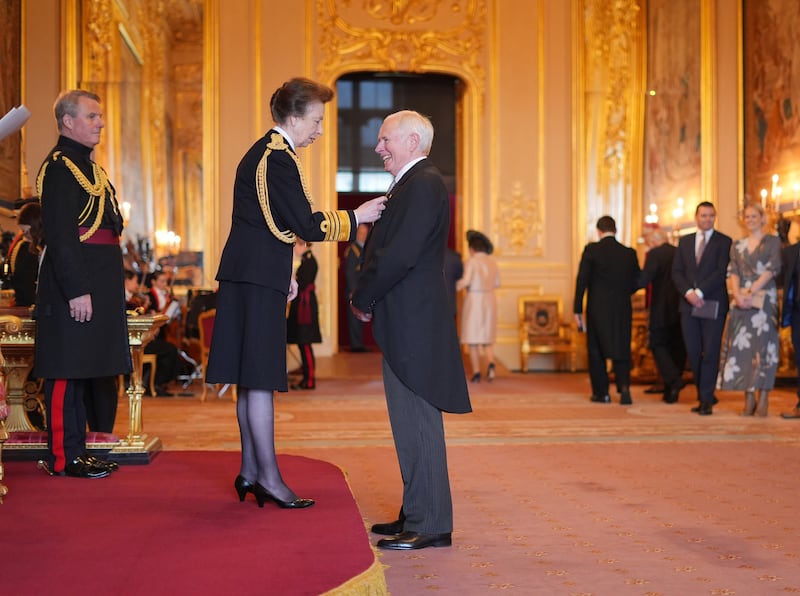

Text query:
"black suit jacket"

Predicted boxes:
[[638, 242, 680, 328], [781, 241, 800, 325], [672, 230, 732, 315], [351, 159, 471, 414], [573, 235, 640, 358]]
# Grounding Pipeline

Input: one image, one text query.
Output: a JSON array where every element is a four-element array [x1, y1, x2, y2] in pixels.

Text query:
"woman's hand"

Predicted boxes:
[[287, 277, 298, 302], [354, 196, 387, 224], [735, 288, 752, 310]]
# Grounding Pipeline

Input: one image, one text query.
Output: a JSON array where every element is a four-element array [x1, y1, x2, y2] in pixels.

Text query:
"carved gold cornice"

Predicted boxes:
[[316, 0, 487, 104]]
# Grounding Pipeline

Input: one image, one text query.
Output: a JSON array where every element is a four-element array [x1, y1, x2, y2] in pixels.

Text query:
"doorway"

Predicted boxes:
[[335, 72, 460, 351]]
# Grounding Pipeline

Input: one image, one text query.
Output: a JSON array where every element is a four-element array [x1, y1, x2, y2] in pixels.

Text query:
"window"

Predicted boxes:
[[336, 73, 458, 193]]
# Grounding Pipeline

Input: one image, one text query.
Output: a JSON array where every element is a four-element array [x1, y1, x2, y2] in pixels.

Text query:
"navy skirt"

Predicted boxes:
[[205, 281, 289, 392]]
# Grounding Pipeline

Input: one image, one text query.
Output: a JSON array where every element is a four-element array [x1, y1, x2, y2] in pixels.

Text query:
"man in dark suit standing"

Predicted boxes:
[[639, 227, 686, 403], [573, 216, 641, 405], [780, 240, 800, 419], [351, 110, 472, 550], [672, 201, 732, 415]]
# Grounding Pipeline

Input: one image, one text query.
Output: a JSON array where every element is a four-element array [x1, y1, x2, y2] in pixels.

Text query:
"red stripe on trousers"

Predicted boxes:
[[51, 379, 68, 472], [302, 344, 315, 386]]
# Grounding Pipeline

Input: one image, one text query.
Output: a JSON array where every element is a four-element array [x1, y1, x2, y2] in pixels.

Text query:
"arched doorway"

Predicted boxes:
[[335, 72, 461, 351]]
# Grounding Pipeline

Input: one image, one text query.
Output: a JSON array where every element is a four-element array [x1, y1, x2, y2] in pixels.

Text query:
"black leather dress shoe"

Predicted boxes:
[[693, 403, 713, 416], [590, 394, 611, 403], [781, 407, 800, 419], [290, 380, 315, 391], [663, 379, 686, 403], [84, 454, 120, 472], [62, 456, 111, 479], [620, 391, 633, 405], [377, 531, 452, 550], [691, 396, 718, 413], [371, 519, 404, 536]]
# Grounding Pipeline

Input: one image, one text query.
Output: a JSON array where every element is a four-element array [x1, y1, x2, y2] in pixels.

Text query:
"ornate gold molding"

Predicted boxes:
[[575, 0, 644, 247], [316, 0, 487, 103], [494, 181, 543, 257]]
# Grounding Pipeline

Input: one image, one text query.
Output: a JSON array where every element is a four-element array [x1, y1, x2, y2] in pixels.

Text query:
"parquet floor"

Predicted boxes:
[[123, 352, 800, 595]]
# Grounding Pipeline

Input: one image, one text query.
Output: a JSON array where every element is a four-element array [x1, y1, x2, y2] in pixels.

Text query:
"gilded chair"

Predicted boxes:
[[519, 295, 579, 372], [198, 309, 236, 402]]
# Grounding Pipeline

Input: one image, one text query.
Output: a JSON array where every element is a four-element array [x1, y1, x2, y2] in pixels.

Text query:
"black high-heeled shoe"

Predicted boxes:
[[470, 372, 481, 383], [253, 482, 315, 509], [486, 363, 496, 382], [234, 475, 255, 502]]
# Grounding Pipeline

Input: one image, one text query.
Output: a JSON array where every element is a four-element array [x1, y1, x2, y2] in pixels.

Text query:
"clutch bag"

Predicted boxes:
[[691, 299, 719, 320]]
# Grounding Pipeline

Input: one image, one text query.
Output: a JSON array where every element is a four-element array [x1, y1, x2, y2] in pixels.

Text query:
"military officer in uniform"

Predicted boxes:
[[35, 89, 130, 478]]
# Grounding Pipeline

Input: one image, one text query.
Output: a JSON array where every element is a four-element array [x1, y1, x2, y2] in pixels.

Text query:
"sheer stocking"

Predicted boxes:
[[236, 387, 295, 501]]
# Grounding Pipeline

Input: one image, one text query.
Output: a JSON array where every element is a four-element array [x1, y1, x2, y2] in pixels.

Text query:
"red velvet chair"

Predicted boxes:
[[198, 309, 236, 402]]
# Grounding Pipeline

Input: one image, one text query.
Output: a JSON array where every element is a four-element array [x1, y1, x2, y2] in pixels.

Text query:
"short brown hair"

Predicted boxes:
[[270, 78, 334, 125], [54, 90, 101, 131]]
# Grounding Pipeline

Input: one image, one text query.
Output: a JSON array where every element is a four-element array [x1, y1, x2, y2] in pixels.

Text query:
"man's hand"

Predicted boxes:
[[69, 294, 93, 322], [685, 289, 704, 308], [354, 196, 387, 224], [287, 278, 298, 302], [574, 313, 585, 332], [350, 301, 372, 322]]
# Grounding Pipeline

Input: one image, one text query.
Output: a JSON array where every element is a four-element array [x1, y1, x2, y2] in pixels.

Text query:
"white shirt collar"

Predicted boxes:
[[392, 157, 427, 186], [272, 126, 295, 151]]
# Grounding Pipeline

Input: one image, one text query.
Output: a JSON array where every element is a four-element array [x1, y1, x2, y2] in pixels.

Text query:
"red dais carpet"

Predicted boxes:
[[3, 452, 382, 595]]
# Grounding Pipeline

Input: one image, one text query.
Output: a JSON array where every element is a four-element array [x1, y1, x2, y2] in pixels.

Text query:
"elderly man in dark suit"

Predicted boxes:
[[639, 227, 686, 403], [351, 110, 472, 550], [573, 215, 641, 405], [781, 240, 800, 419], [672, 201, 732, 415]]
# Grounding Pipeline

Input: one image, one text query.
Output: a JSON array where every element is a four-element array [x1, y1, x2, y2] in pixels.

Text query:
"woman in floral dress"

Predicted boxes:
[[717, 203, 781, 416]]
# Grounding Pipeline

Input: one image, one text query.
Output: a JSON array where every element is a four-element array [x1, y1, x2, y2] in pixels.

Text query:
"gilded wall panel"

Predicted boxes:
[[0, 0, 21, 206], [576, 0, 644, 247]]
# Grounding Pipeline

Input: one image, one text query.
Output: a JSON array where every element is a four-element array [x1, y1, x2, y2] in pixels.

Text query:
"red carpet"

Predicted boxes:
[[2, 452, 385, 596]]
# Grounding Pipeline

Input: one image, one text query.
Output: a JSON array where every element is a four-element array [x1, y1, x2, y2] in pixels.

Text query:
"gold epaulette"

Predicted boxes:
[[35, 150, 114, 243]]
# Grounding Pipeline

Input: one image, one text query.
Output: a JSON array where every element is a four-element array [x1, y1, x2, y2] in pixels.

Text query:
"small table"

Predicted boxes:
[[0, 310, 167, 464], [111, 314, 167, 461]]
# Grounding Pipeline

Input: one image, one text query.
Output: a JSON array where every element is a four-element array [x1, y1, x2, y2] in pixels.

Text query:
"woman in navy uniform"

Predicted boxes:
[[206, 78, 385, 508]]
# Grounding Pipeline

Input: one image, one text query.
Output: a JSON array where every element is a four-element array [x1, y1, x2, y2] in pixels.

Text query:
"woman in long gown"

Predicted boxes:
[[717, 203, 781, 416]]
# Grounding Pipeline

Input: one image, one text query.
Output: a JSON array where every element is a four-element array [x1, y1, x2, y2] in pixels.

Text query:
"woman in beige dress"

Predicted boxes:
[[457, 230, 500, 382]]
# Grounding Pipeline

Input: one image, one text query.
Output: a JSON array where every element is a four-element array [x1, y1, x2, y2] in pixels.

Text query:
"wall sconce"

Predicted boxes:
[[121, 201, 131, 223], [155, 229, 181, 256], [672, 196, 685, 222], [644, 203, 659, 224]]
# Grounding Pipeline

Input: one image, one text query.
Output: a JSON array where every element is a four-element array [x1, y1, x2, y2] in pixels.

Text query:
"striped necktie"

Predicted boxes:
[[696, 232, 706, 264]]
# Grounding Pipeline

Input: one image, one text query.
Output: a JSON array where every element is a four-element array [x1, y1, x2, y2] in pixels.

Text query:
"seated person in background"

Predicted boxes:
[[7, 202, 43, 307], [125, 270, 179, 396], [148, 269, 181, 321]]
